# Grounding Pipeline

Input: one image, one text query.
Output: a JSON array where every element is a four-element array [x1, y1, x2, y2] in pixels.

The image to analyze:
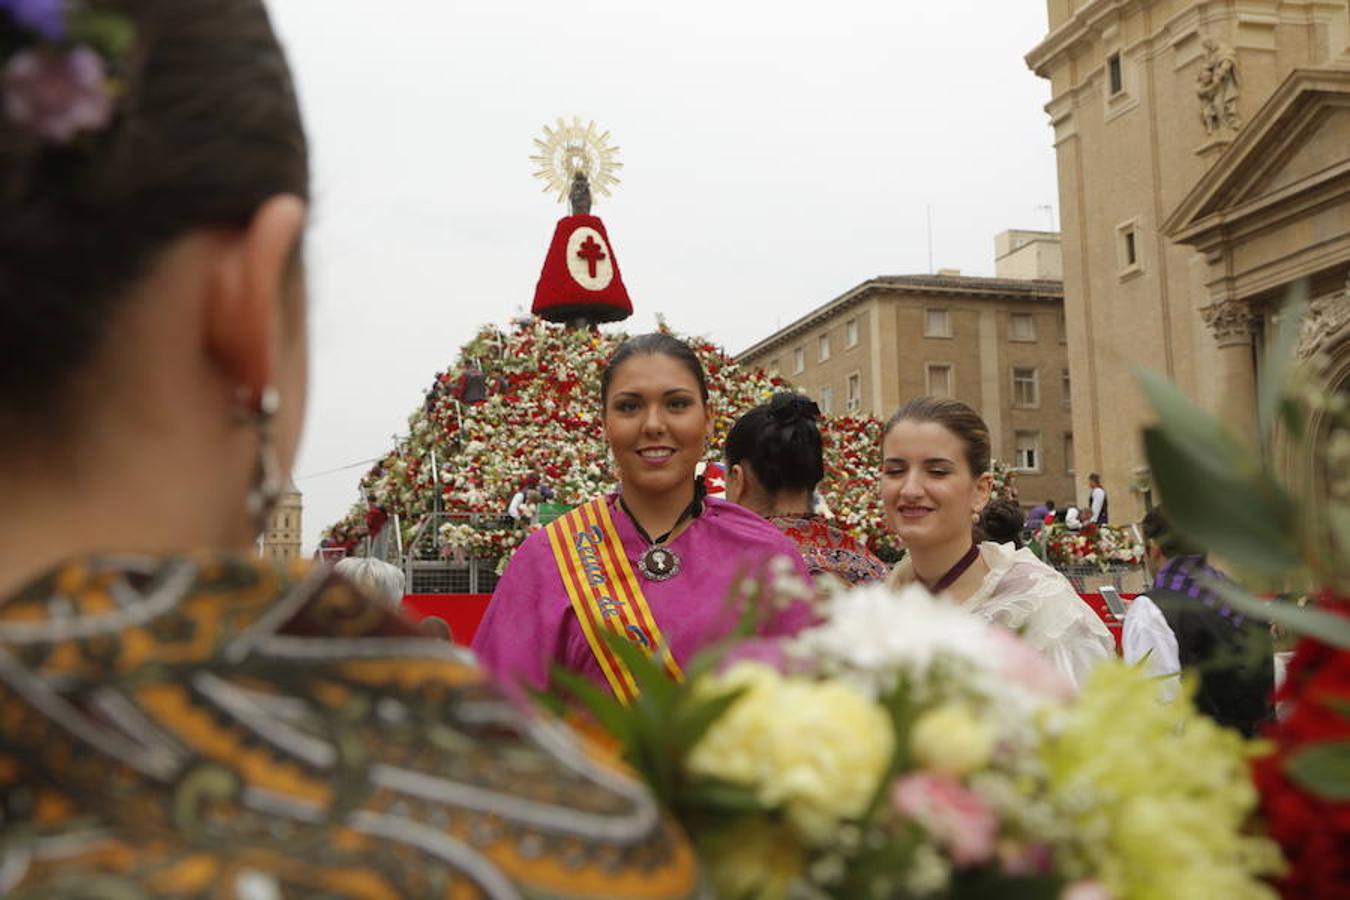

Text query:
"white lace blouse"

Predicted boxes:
[[965, 542, 1116, 689], [890, 542, 1116, 690]]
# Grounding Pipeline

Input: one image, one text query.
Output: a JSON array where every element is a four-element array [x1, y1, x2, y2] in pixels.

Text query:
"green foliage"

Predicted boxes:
[[1138, 370, 1300, 575], [1138, 282, 1347, 598], [1285, 741, 1350, 801], [545, 615, 762, 818], [1200, 577, 1350, 651]]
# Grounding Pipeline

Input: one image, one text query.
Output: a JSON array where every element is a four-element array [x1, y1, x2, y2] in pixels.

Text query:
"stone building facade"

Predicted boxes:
[[737, 235, 1078, 507], [1027, 0, 1350, 522], [261, 479, 303, 563]]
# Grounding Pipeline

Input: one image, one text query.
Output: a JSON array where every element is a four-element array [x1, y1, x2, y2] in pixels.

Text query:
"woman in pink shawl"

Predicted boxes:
[[473, 334, 813, 697]]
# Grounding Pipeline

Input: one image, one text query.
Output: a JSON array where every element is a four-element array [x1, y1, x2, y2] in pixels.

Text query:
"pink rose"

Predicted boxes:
[[986, 626, 1074, 701], [3, 46, 114, 143], [892, 773, 998, 867], [1060, 881, 1112, 900]]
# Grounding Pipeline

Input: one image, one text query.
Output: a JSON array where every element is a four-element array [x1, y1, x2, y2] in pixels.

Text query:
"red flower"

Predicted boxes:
[[1253, 594, 1350, 900]]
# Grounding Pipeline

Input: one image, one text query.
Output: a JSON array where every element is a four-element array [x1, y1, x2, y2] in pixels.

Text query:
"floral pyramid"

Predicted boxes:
[[323, 318, 903, 565]]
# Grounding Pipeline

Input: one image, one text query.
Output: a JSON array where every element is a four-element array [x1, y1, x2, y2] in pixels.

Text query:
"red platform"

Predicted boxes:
[[401, 594, 492, 645], [404, 592, 1129, 654]]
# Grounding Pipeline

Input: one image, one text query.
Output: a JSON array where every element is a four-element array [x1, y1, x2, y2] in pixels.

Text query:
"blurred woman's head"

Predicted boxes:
[[724, 392, 823, 516], [600, 333, 712, 500], [977, 497, 1026, 548], [0, 0, 310, 572], [879, 396, 992, 552]]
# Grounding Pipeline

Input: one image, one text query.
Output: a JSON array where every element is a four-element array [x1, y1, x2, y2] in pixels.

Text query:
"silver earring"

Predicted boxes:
[[244, 386, 284, 536]]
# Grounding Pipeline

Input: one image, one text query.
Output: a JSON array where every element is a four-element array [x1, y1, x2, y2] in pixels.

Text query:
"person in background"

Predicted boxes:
[[725, 392, 889, 585], [1027, 498, 1054, 533], [1087, 472, 1110, 524], [0, 2, 699, 895], [1064, 506, 1083, 530], [474, 334, 814, 700], [335, 556, 405, 608], [881, 397, 1114, 689], [1123, 509, 1274, 736], [976, 497, 1027, 549]]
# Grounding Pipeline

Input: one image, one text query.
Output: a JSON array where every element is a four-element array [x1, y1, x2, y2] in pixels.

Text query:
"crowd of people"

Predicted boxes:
[[0, 0, 1276, 895]]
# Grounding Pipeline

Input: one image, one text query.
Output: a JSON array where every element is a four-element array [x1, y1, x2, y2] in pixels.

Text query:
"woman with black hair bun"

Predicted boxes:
[[977, 497, 1027, 549], [725, 392, 889, 585]]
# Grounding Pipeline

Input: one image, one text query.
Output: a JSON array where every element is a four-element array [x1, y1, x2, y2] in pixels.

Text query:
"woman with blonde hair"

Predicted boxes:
[[880, 397, 1114, 688]]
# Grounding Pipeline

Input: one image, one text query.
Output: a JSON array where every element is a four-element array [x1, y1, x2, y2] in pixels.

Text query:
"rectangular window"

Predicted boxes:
[[1009, 312, 1037, 342], [925, 308, 952, 338], [819, 385, 834, 414], [818, 334, 831, 362], [1108, 53, 1123, 95], [1061, 368, 1072, 408], [1015, 431, 1041, 472], [846, 373, 861, 412], [1012, 367, 1039, 408], [768, 357, 780, 374], [926, 363, 952, 399], [793, 347, 805, 374], [845, 318, 859, 348], [1116, 220, 1142, 275], [1057, 312, 1068, 344], [1064, 432, 1076, 475]]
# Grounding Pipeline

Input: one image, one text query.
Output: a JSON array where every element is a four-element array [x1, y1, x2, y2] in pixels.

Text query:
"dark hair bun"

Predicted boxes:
[[768, 392, 820, 427], [978, 498, 1026, 547], [725, 391, 825, 495]]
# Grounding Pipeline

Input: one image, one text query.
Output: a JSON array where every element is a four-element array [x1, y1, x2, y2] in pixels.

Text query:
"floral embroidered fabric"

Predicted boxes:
[[0, 555, 700, 899], [767, 514, 889, 585]]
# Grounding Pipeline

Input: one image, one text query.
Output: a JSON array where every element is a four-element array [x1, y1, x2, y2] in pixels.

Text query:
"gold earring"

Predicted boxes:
[[971, 511, 980, 524]]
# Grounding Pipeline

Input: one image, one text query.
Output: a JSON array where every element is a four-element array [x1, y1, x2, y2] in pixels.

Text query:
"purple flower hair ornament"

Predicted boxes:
[[1, 0, 133, 144], [4, 46, 113, 142], [1, 0, 67, 42]]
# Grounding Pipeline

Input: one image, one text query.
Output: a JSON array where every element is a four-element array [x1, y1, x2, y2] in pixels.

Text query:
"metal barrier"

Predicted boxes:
[[401, 511, 508, 595], [1057, 563, 1150, 594]]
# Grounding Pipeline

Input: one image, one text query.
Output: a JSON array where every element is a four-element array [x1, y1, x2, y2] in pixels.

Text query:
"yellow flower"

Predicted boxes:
[[686, 663, 894, 844], [706, 820, 805, 900], [1039, 662, 1284, 900], [910, 704, 995, 778]]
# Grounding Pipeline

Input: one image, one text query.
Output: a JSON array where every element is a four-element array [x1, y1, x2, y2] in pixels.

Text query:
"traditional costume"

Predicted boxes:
[[473, 495, 813, 699], [890, 541, 1115, 689], [961, 542, 1115, 689], [0, 556, 699, 898], [767, 513, 889, 585]]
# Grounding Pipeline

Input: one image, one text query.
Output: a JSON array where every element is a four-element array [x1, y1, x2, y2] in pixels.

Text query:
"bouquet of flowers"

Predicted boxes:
[[555, 582, 1283, 899], [1036, 523, 1143, 571]]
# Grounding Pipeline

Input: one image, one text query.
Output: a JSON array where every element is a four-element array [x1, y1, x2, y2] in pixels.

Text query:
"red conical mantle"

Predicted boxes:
[[532, 215, 632, 324]]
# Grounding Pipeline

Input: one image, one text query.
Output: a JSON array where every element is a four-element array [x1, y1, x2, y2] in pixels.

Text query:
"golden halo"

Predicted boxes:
[[530, 116, 623, 205]]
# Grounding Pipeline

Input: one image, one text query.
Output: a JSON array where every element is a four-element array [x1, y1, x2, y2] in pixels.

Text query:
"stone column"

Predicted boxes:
[[1201, 299, 1261, 442]]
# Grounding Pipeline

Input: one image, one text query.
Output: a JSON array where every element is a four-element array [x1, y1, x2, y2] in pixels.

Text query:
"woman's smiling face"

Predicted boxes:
[[880, 419, 991, 549], [602, 353, 712, 498]]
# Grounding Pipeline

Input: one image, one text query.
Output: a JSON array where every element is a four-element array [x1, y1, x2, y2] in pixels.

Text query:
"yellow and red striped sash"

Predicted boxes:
[[545, 498, 684, 704]]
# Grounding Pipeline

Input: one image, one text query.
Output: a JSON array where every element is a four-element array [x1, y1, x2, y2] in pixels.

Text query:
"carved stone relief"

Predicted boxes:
[[1202, 298, 1260, 346], [1197, 38, 1241, 134], [1297, 273, 1350, 360]]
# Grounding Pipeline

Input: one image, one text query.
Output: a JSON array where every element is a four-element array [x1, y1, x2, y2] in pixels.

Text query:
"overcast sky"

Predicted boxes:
[[267, 0, 1061, 553]]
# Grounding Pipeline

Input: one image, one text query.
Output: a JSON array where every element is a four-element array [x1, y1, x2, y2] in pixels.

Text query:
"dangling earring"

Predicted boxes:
[[971, 511, 980, 524], [243, 385, 284, 536]]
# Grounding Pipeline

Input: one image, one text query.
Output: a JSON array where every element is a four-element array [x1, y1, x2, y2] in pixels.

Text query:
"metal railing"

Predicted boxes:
[[402, 511, 509, 595], [1057, 563, 1150, 595]]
